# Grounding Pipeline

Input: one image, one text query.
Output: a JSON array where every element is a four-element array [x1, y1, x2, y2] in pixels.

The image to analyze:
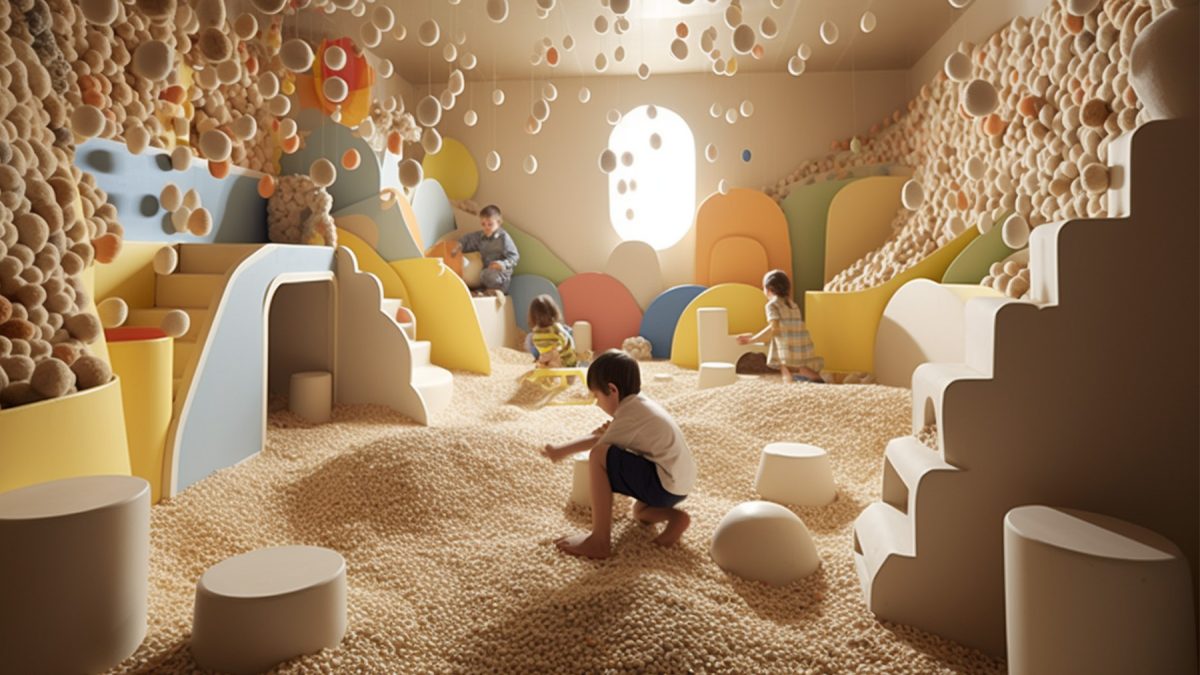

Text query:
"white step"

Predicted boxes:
[[910, 362, 986, 436], [853, 502, 916, 583], [156, 273, 225, 309], [413, 365, 453, 415], [126, 307, 210, 341], [177, 243, 261, 274], [880, 436, 958, 514], [410, 340, 431, 368]]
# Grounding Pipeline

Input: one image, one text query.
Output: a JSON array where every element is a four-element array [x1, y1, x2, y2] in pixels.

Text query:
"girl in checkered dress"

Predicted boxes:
[[737, 270, 825, 383]]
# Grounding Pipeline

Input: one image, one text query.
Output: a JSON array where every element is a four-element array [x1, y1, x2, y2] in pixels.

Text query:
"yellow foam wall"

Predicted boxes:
[[108, 338, 173, 504], [823, 177, 908, 284], [94, 241, 162, 309], [805, 228, 979, 373], [336, 226, 411, 306], [669, 283, 769, 370], [391, 258, 490, 375]]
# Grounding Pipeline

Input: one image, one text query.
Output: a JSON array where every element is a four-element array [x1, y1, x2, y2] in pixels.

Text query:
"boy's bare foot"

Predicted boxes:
[[555, 532, 610, 559], [652, 510, 690, 547]]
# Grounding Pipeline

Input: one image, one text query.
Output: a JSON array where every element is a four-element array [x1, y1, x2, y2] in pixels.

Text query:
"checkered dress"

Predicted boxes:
[[765, 297, 823, 371]]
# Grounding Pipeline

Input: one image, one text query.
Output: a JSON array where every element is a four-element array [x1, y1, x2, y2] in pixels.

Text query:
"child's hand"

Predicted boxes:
[[736, 334, 752, 345], [541, 444, 561, 461], [591, 421, 610, 436]]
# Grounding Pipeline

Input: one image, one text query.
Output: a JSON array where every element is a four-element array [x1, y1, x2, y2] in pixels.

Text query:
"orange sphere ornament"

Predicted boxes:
[[257, 175, 276, 198], [342, 148, 361, 170]]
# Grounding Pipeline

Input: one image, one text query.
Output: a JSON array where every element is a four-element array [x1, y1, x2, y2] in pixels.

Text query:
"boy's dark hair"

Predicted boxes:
[[480, 204, 502, 219], [763, 269, 796, 307], [527, 294, 562, 329], [587, 350, 641, 399]]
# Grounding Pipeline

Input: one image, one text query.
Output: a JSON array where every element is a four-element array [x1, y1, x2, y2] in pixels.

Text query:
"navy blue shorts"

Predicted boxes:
[[605, 446, 686, 509]]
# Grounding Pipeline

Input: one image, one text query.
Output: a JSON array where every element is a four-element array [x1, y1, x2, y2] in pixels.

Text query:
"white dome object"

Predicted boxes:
[[416, 95, 442, 127], [378, 60, 395, 79], [761, 16, 778, 39], [421, 128, 443, 155], [159, 184, 182, 212], [132, 40, 173, 81], [464, 110, 478, 127], [278, 118, 298, 138], [901, 180, 925, 210], [322, 76, 349, 103], [81, 0, 121, 25], [492, 88, 505, 106], [705, 143, 718, 163], [97, 297, 129, 329], [280, 39, 314, 72], [1002, 214, 1031, 249], [709, 103, 721, 118], [725, 109, 737, 124], [755, 443, 837, 506], [448, 70, 466, 96], [671, 38, 689, 60], [963, 79, 999, 117], [860, 11, 877, 33], [323, 45, 347, 70], [724, 4, 742, 28], [598, 149, 617, 173], [523, 155, 539, 175], [613, 45, 626, 62], [562, 34, 575, 50], [944, 51, 972, 82], [739, 100, 754, 118], [398, 159, 424, 188], [532, 99, 550, 122], [621, 151, 634, 167], [486, 0, 509, 22], [310, 159, 337, 188], [787, 56, 806, 76], [710, 501, 821, 585], [199, 130, 232, 162], [153, 245, 178, 275], [418, 20, 440, 46], [258, 73, 280, 99], [485, 151, 502, 172], [732, 24, 756, 54], [819, 20, 839, 45], [578, 86, 591, 103]]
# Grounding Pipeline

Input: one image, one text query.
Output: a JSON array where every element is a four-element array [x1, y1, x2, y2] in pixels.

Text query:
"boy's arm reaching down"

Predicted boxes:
[[541, 432, 604, 462]]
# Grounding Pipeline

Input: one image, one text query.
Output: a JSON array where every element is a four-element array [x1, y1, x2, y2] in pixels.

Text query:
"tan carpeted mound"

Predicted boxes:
[[113, 350, 1003, 674]]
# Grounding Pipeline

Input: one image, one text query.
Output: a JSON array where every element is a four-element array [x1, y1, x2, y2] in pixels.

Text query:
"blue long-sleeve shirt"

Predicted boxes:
[[459, 229, 520, 271]]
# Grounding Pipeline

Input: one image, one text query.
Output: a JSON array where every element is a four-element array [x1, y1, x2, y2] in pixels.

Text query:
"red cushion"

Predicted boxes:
[[105, 326, 168, 342]]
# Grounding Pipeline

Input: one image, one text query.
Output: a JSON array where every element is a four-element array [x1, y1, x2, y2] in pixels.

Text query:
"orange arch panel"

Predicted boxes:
[[558, 273, 643, 353], [694, 188, 792, 289]]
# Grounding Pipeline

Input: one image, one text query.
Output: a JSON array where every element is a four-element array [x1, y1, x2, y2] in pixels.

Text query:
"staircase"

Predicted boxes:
[[380, 298, 453, 412], [852, 120, 1199, 656]]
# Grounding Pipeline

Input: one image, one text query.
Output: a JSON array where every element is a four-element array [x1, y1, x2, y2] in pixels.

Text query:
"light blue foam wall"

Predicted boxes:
[[75, 138, 267, 244]]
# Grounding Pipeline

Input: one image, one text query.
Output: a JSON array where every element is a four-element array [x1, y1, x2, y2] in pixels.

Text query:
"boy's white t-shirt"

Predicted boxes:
[[600, 393, 696, 495]]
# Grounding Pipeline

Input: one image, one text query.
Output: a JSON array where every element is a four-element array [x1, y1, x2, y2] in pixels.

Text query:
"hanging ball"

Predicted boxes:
[[133, 40, 173, 81], [787, 56, 806, 76], [725, 109, 737, 124], [542, 82, 558, 101], [705, 143, 718, 162], [492, 88, 506, 106], [524, 155, 539, 174], [372, 5, 395, 31], [398, 158, 424, 188], [257, 175, 276, 199], [607, 109, 623, 125], [594, 53, 608, 72], [860, 11, 877, 33], [418, 19, 440, 46], [742, 149, 752, 162], [944, 51, 972, 81], [637, 63, 651, 80], [310, 159, 337, 188], [486, 0, 509, 22], [234, 13, 258, 40], [671, 39, 689, 60], [126, 127, 151, 155], [646, 105, 658, 119], [761, 16, 779, 39], [611, 0, 631, 14], [739, 100, 754, 117], [199, 130, 232, 162], [342, 149, 361, 170], [443, 43, 459, 63], [578, 86, 591, 103], [901, 180, 925, 210], [710, 104, 721, 118], [160, 184, 182, 212], [532, 99, 550, 122], [820, 20, 839, 45], [676, 22, 689, 38], [732, 24, 756, 54], [416, 95, 443, 126], [421, 128, 443, 155], [324, 45, 347, 70], [322, 76, 348, 103], [485, 151, 502, 172], [438, 88, 456, 110], [464, 110, 478, 126], [798, 42, 813, 60], [598, 149, 617, 173], [281, 39, 315, 72], [650, 133, 662, 149], [718, 179, 730, 195], [546, 47, 559, 66]]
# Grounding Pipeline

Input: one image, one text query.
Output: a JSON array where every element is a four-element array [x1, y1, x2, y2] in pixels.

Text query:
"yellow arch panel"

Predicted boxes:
[[805, 227, 979, 373], [694, 188, 791, 288], [391, 258, 490, 375], [421, 138, 479, 201], [336, 225, 410, 305], [823, 176, 908, 284], [670, 283, 768, 369], [709, 236, 769, 288]]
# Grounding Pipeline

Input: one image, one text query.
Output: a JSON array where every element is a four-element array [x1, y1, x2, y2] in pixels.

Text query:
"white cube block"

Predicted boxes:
[[755, 443, 837, 507], [570, 451, 591, 507], [290, 371, 332, 423]]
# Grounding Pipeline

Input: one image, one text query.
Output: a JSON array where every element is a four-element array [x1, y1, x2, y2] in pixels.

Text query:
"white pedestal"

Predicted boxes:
[[290, 371, 332, 423], [570, 452, 591, 507], [755, 443, 837, 507], [192, 545, 347, 675], [0, 476, 150, 674], [698, 362, 737, 389], [572, 321, 593, 355], [710, 501, 821, 586], [1004, 506, 1197, 675]]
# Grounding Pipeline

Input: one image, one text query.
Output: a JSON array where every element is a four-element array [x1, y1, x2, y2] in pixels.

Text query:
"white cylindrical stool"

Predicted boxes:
[[710, 501, 820, 586], [698, 362, 737, 389], [755, 443, 837, 507], [192, 545, 347, 674], [1004, 506, 1197, 675], [0, 476, 150, 674], [572, 321, 593, 355], [570, 451, 591, 507], [289, 371, 332, 423]]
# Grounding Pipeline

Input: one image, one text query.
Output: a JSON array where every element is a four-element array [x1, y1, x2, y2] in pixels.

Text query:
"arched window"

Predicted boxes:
[[607, 105, 695, 250]]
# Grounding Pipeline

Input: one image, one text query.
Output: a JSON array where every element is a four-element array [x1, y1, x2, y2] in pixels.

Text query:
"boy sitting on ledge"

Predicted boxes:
[[454, 204, 520, 297]]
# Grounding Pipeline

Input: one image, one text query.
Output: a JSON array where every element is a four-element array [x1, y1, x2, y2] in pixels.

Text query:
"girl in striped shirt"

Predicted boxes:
[[737, 269, 825, 383]]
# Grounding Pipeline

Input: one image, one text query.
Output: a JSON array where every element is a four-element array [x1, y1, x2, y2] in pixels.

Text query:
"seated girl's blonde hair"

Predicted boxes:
[[528, 294, 562, 330]]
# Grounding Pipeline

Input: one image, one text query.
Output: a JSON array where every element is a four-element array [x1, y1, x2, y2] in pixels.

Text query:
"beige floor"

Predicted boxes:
[[114, 349, 1003, 674]]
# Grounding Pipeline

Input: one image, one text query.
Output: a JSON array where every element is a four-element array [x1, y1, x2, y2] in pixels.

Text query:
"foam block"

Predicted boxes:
[[604, 240, 664, 310], [639, 285, 706, 359], [669, 283, 767, 369], [694, 188, 791, 287], [421, 138, 479, 201], [558, 273, 643, 353], [509, 274, 563, 332]]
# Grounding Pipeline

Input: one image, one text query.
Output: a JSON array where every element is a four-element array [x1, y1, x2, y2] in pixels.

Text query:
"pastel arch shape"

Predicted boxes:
[[823, 176, 907, 284], [280, 111, 381, 210], [411, 179, 458, 249], [334, 226, 410, 304], [694, 188, 791, 288], [670, 283, 768, 369], [780, 177, 855, 299], [640, 285, 706, 359], [391, 257, 490, 375], [709, 236, 770, 288], [558, 273, 643, 353], [421, 137, 479, 201], [509, 275, 563, 332], [604, 240, 664, 309], [941, 213, 1016, 284], [332, 192, 423, 261]]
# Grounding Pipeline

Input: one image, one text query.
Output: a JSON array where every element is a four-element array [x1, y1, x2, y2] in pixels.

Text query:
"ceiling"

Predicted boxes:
[[307, 0, 969, 84]]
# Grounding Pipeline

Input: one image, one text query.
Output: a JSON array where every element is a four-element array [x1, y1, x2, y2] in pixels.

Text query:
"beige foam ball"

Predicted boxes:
[[97, 297, 128, 329], [421, 128, 443, 155], [171, 208, 192, 233], [70, 105, 105, 139], [944, 51, 972, 81], [398, 159, 423, 188], [230, 115, 257, 141], [171, 146, 193, 171], [416, 95, 442, 127], [199, 130, 232, 162], [323, 76, 349, 103], [31, 359, 75, 399], [1081, 163, 1110, 193], [187, 208, 213, 237], [160, 309, 190, 338], [153, 246, 178, 275], [281, 39, 315, 73], [1001, 214, 1030, 249], [125, 127, 151, 155], [310, 159, 337, 188], [160, 183, 182, 211], [901, 180, 925, 210], [963, 79, 999, 117], [81, 0, 121, 25]]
